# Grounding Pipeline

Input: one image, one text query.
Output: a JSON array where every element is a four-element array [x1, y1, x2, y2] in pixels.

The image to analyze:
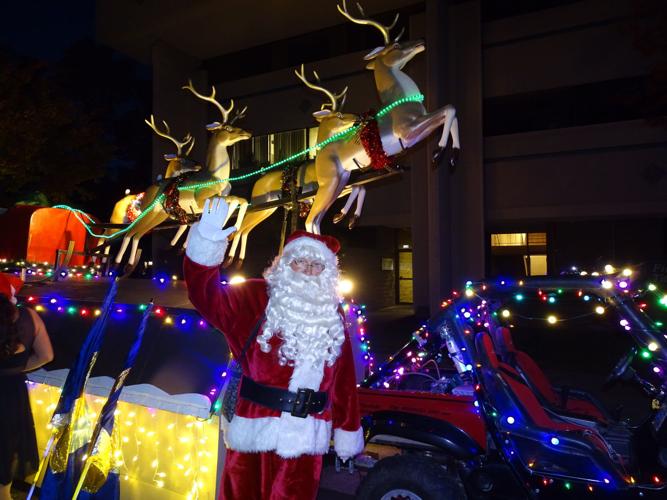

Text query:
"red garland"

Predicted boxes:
[[161, 174, 197, 225], [298, 200, 312, 218], [125, 192, 144, 223], [359, 111, 392, 170]]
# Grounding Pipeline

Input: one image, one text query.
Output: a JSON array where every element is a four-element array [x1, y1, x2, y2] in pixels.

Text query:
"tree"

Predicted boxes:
[[0, 48, 113, 207]]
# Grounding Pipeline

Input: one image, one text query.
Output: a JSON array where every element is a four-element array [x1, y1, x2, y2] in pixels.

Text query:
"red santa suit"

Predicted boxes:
[[183, 224, 364, 500]]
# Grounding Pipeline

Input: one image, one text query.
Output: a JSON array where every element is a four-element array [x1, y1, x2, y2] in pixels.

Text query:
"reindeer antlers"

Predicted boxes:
[[294, 64, 348, 112], [182, 79, 234, 124], [145, 115, 194, 156], [229, 105, 248, 125], [337, 0, 399, 46]]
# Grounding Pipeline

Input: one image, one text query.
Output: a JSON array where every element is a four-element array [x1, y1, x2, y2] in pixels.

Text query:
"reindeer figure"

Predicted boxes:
[[112, 83, 251, 269], [146, 115, 200, 180], [301, 1, 462, 234], [338, 0, 460, 166], [101, 116, 199, 253], [224, 65, 359, 264]]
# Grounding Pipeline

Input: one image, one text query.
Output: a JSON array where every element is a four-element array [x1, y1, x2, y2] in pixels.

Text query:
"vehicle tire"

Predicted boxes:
[[356, 454, 466, 500]]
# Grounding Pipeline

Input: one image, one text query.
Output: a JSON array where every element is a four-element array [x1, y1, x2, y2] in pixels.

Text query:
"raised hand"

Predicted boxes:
[[198, 197, 237, 241]]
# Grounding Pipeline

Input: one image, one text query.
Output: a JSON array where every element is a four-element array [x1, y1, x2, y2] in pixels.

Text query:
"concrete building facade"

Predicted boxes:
[[97, 0, 667, 315]]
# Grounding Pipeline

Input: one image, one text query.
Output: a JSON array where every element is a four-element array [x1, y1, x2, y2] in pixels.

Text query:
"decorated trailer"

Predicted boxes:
[[18, 277, 368, 499]]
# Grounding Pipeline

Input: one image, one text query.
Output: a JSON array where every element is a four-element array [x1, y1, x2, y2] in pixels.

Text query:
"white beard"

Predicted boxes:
[[258, 254, 345, 370]]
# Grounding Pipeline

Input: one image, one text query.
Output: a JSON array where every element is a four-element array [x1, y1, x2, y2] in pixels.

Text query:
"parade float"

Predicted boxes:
[[0, 1, 467, 497]]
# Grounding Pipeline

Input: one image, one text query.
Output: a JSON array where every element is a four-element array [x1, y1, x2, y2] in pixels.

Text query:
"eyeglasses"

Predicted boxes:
[[290, 258, 325, 273]]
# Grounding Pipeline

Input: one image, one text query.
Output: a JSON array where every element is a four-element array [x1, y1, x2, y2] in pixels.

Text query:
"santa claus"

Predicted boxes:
[[183, 197, 364, 500]]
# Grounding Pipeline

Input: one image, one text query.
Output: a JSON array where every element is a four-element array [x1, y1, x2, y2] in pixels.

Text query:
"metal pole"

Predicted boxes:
[[26, 433, 56, 500]]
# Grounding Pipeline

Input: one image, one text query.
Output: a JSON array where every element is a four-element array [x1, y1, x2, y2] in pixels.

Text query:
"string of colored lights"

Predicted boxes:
[[361, 267, 665, 492], [22, 292, 374, 400], [24, 291, 374, 497], [50, 93, 424, 239], [366, 266, 666, 391], [342, 300, 374, 378]]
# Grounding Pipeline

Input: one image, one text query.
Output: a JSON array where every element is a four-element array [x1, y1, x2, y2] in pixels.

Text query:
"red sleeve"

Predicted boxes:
[[183, 256, 267, 354], [331, 331, 362, 431]]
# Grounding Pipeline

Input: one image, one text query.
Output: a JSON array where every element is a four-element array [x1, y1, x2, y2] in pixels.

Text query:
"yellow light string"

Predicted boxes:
[[28, 384, 218, 497]]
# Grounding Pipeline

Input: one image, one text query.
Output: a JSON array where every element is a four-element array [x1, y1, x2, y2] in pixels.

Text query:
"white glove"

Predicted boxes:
[[197, 197, 237, 242]]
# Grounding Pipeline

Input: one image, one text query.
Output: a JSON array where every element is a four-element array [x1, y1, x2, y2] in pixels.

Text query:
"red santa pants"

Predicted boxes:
[[219, 449, 323, 500]]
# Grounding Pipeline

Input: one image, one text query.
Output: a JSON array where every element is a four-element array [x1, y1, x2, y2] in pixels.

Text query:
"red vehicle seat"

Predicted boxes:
[[493, 327, 608, 423], [477, 332, 582, 431], [475, 333, 616, 465]]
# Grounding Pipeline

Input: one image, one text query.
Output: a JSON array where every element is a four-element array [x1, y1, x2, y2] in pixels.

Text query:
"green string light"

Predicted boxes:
[[54, 194, 165, 239], [178, 93, 423, 192], [52, 94, 424, 239]]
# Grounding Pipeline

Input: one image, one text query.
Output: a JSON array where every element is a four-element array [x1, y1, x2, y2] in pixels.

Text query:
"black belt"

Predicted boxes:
[[239, 376, 328, 418]]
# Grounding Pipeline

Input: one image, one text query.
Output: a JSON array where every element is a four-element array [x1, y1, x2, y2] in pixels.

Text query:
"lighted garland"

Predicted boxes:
[[23, 292, 374, 396], [0, 259, 159, 281], [29, 383, 217, 498], [342, 300, 374, 378], [51, 94, 424, 239]]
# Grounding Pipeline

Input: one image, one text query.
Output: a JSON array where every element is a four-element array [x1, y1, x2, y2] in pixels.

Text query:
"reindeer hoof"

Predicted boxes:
[[222, 256, 234, 269], [448, 148, 460, 173], [333, 212, 346, 224], [232, 259, 244, 271], [431, 147, 446, 168], [348, 215, 359, 230], [122, 264, 135, 277]]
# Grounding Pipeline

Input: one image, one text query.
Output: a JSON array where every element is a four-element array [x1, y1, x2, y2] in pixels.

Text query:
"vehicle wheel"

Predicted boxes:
[[356, 454, 466, 500]]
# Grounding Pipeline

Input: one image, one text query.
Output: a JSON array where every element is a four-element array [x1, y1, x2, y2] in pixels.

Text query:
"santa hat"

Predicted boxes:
[[282, 230, 340, 266], [0, 273, 23, 305]]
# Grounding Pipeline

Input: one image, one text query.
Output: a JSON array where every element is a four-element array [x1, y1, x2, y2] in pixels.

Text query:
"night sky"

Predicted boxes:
[[0, 1, 93, 60], [1, 1, 152, 217]]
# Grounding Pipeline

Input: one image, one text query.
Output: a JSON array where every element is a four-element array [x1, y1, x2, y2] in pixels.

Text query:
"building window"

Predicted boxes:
[[231, 128, 310, 170], [489, 232, 548, 277], [397, 229, 413, 304]]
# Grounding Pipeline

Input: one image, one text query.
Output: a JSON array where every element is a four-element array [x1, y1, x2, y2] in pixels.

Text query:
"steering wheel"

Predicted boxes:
[[604, 347, 636, 388]]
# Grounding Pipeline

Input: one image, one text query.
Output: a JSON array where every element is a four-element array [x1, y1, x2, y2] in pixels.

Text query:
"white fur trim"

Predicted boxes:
[[184, 222, 228, 266], [282, 237, 336, 266], [226, 415, 332, 459], [224, 360, 332, 458], [288, 360, 325, 391], [333, 427, 365, 461]]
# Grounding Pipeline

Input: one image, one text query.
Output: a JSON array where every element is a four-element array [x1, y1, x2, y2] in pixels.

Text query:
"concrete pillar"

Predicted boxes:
[[448, 0, 485, 290], [412, 0, 484, 316]]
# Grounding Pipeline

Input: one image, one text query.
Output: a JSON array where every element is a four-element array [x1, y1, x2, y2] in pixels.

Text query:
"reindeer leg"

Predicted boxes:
[[333, 187, 358, 224], [445, 116, 461, 169], [170, 225, 188, 246], [223, 198, 240, 226], [233, 199, 249, 231], [349, 186, 367, 229], [226, 231, 242, 265], [307, 184, 335, 234], [128, 235, 142, 267], [115, 235, 132, 265], [312, 171, 350, 234], [399, 105, 459, 168], [182, 227, 192, 249], [239, 232, 250, 262], [127, 212, 166, 269]]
